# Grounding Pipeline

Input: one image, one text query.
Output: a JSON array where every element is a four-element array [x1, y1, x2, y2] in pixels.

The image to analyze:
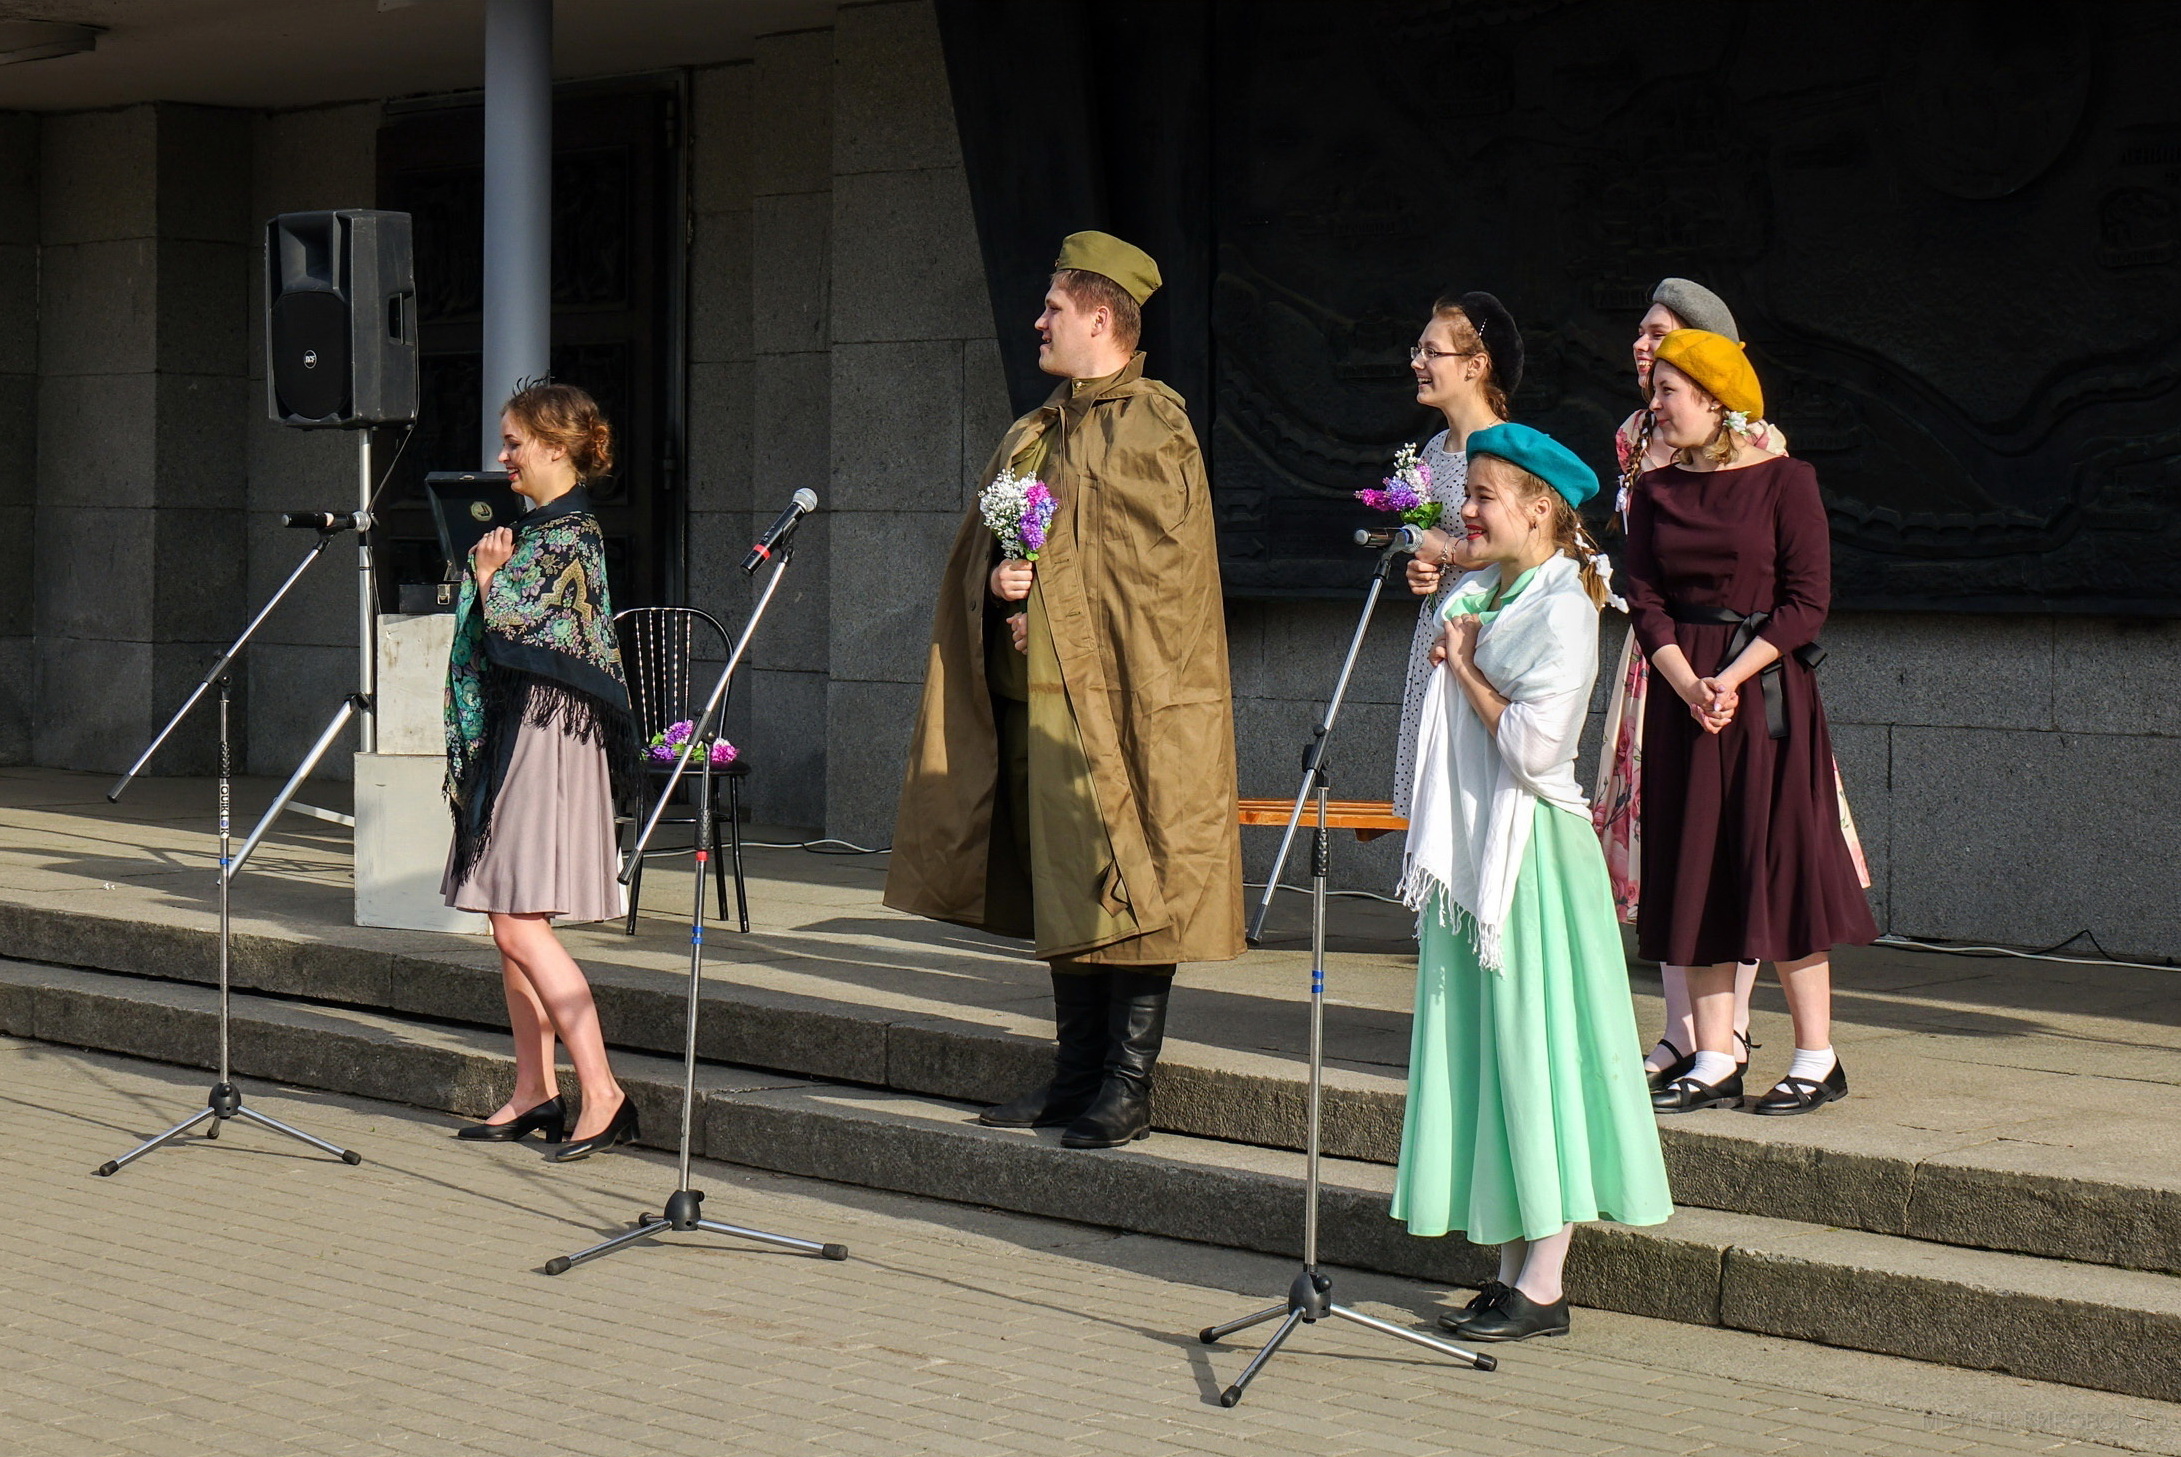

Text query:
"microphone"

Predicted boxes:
[[742, 488, 819, 574], [283, 510, 374, 532], [1353, 524, 1425, 554]]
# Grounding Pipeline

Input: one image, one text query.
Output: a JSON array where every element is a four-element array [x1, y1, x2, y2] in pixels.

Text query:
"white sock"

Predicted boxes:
[[1643, 1040, 1680, 1074], [1787, 1046, 1837, 1082], [1686, 1050, 1737, 1086]]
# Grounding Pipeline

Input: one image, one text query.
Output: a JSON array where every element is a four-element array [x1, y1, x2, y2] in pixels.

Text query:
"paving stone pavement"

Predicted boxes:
[[7, 1037, 2180, 1457]]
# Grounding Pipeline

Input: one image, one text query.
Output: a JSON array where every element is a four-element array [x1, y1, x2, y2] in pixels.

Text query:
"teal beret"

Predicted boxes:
[[1466, 423, 1599, 509]]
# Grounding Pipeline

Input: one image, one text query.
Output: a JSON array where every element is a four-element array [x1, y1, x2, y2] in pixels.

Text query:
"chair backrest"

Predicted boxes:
[[613, 607, 732, 745]]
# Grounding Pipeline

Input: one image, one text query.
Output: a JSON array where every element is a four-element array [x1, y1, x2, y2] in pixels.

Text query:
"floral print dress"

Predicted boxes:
[[1392, 431, 1467, 820]]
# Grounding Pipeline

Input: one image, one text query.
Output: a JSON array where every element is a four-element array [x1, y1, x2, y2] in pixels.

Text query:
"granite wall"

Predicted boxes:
[[32, 104, 252, 776]]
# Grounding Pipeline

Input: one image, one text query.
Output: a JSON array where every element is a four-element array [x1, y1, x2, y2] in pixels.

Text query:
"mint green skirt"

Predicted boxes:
[[1392, 802, 1673, 1245]]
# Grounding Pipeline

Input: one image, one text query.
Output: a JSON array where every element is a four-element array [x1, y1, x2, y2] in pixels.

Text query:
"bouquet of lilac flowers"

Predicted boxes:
[[1354, 441, 1445, 532], [645, 719, 738, 766], [979, 467, 1057, 560]]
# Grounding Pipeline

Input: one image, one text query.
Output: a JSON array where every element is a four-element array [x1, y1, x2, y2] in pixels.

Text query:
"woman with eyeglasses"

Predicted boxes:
[[1390, 291, 1522, 820]]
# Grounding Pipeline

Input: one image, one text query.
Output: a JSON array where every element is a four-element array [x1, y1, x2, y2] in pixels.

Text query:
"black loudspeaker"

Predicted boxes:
[[266, 210, 417, 429]]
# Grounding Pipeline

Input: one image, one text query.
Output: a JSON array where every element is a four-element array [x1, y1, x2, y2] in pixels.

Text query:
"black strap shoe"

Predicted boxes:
[[1644, 1041, 1693, 1093], [980, 969, 1112, 1128], [456, 1096, 565, 1143], [1752, 1058, 1847, 1115], [1061, 969, 1172, 1149], [1734, 1027, 1760, 1075], [1454, 1286, 1570, 1342], [1651, 1067, 1744, 1114], [1436, 1281, 1510, 1334]]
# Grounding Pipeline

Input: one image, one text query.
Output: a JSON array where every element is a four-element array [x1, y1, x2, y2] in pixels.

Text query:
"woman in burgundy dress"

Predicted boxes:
[[1622, 330, 1876, 1116]]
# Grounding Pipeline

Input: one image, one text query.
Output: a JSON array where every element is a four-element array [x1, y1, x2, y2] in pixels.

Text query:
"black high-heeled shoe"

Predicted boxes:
[[549, 1094, 640, 1162], [456, 1096, 566, 1143]]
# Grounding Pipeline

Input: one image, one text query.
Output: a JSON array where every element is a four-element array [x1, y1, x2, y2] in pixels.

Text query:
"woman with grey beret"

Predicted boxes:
[[1592, 279, 1867, 1094]]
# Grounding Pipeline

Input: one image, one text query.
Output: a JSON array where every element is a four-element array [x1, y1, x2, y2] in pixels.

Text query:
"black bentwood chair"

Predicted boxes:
[[613, 607, 749, 936]]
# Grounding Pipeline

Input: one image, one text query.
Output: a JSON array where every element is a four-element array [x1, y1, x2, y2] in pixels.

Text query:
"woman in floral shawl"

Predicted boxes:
[[442, 382, 643, 1161]]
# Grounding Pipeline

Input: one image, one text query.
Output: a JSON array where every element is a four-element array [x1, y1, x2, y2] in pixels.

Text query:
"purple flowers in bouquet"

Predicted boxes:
[[646, 719, 738, 766], [981, 468, 1057, 560], [1355, 441, 1446, 532]]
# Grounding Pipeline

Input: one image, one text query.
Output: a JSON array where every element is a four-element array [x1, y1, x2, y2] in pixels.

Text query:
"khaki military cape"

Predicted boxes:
[[884, 353, 1245, 966]]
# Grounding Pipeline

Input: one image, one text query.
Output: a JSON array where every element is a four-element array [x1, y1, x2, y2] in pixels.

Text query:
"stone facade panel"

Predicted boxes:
[[691, 62, 754, 215], [36, 374, 160, 509], [828, 167, 985, 344], [38, 107, 156, 247], [687, 359, 755, 515], [828, 339, 964, 513], [824, 676, 923, 843], [752, 29, 834, 198], [1820, 611, 2053, 731], [2051, 617, 2181, 739], [1889, 726, 2181, 959], [36, 238, 158, 379], [691, 207, 754, 366], [827, 509, 964, 686], [0, 375, 36, 509], [832, 0, 960, 177], [751, 192, 831, 356]]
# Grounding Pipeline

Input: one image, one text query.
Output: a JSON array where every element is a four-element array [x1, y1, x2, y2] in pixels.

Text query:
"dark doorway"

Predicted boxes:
[[374, 84, 684, 610]]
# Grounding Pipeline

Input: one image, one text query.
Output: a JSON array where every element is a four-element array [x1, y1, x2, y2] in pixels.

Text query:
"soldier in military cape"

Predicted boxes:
[[885, 231, 1245, 1149]]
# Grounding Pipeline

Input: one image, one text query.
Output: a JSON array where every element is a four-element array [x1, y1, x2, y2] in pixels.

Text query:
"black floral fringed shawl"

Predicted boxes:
[[443, 486, 641, 882]]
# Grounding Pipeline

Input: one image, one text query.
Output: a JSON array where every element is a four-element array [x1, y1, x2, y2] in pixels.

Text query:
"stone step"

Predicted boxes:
[[6, 956, 2179, 1403], [1, 896, 2175, 1280]]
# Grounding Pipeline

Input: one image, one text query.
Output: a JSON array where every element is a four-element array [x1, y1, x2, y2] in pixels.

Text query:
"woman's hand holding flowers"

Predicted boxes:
[[989, 560, 1033, 602]]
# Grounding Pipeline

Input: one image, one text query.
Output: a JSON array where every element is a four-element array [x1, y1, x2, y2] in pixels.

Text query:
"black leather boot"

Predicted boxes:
[[1061, 968, 1172, 1149], [979, 968, 1111, 1127]]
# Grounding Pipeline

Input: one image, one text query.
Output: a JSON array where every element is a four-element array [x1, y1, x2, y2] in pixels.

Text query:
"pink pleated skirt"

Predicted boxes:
[[441, 717, 626, 923]]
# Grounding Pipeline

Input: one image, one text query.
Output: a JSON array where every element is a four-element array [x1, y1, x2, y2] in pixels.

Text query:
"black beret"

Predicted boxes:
[[1458, 290, 1524, 400]]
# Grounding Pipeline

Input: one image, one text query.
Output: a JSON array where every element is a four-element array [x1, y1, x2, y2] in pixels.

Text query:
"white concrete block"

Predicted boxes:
[[353, 752, 484, 935], [376, 613, 453, 755]]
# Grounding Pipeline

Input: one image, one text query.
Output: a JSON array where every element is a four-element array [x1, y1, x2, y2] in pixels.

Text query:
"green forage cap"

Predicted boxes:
[[1054, 230, 1162, 305]]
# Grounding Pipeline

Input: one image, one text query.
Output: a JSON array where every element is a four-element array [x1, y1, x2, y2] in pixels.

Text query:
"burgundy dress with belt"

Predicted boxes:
[[1621, 456, 1877, 967]]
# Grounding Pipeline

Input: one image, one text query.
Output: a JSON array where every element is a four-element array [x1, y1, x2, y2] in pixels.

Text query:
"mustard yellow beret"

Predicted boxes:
[[1054, 230, 1161, 306], [1654, 328, 1764, 420]]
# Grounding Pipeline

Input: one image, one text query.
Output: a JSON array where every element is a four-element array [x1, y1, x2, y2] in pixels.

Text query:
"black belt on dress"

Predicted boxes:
[[1667, 603, 1826, 741]]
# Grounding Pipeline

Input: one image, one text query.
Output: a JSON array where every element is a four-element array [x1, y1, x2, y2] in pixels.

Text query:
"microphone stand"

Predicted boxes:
[[96, 525, 366, 1176], [1200, 535, 1491, 1405], [545, 530, 847, 1275]]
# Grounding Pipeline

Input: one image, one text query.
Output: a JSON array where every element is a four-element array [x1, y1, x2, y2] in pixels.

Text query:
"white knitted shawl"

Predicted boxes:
[[1399, 552, 1600, 971]]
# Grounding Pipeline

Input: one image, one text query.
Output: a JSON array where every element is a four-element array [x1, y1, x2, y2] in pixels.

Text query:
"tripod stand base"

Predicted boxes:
[[1199, 1267, 1494, 1407], [94, 1082, 364, 1176], [542, 1186, 849, 1275]]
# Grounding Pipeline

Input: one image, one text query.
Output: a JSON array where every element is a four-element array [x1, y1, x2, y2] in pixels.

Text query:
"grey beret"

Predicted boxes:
[[1650, 277, 1739, 343]]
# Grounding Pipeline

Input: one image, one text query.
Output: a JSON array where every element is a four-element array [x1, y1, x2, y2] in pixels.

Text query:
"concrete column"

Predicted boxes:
[[739, 27, 836, 830], [823, 1, 1007, 843], [480, 0, 552, 462], [0, 113, 37, 765]]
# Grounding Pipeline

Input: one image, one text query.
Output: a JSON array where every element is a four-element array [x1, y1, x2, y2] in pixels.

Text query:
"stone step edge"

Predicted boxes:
[[3, 896, 2176, 1282], [4, 959, 2179, 1404]]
